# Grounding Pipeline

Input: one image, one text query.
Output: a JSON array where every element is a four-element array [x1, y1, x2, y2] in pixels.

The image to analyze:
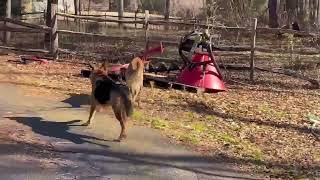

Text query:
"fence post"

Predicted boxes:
[[4, 0, 12, 45], [145, 10, 149, 51], [250, 18, 258, 82], [43, 10, 46, 24], [104, 12, 107, 29], [51, 0, 59, 60], [134, 9, 138, 30], [118, 0, 124, 29]]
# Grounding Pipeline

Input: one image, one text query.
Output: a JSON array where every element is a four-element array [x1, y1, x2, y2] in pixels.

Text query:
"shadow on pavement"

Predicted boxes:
[[6, 116, 110, 148], [62, 93, 90, 108], [53, 147, 263, 180]]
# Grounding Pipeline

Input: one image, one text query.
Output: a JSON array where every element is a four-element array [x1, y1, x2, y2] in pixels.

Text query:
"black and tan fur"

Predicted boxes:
[[83, 62, 133, 141]]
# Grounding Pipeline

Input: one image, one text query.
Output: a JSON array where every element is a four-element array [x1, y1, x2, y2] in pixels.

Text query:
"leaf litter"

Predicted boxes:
[[0, 54, 319, 179]]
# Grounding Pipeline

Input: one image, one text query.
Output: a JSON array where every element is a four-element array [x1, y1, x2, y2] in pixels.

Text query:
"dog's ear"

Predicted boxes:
[[100, 61, 108, 73]]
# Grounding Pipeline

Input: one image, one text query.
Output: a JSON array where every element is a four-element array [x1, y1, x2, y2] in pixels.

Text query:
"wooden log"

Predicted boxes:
[[250, 18, 257, 82]]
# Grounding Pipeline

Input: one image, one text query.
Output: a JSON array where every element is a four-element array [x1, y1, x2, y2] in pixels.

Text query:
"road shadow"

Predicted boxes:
[[62, 93, 90, 108], [52, 145, 319, 179], [6, 116, 110, 148]]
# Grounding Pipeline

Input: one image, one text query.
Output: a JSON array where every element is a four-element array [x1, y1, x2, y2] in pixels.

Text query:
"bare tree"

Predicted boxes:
[[74, 0, 78, 15], [45, 0, 52, 45], [269, 0, 279, 28]]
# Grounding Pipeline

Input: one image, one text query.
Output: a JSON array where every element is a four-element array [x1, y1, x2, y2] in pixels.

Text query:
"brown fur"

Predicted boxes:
[[125, 57, 144, 107], [84, 62, 133, 141]]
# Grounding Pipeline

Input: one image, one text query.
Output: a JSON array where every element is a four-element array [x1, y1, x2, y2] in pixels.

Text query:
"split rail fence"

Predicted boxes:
[[0, 6, 319, 87]]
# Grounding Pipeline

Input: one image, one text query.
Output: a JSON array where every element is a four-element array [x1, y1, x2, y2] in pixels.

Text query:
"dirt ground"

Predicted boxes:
[[0, 52, 319, 179]]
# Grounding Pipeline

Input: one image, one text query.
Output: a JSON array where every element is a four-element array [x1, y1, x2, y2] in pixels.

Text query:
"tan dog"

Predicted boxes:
[[125, 57, 144, 107], [84, 62, 133, 141]]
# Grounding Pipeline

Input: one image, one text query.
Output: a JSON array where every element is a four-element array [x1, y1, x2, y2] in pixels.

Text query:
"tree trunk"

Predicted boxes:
[[45, 0, 52, 47], [305, 0, 310, 31], [317, 0, 320, 26], [51, 0, 59, 59], [74, 0, 78, 15], [4, 0, 12, 45], [298, 0, 304, 26], [118, 0, 124, 29], [164, 0, 170, 30], [269, 0, 279, 28], [79, 0, 82, 15], [285, 0, 297, 25]]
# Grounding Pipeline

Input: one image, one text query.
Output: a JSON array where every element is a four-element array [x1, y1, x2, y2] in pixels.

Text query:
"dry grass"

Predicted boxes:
[[0, 53, 319, 179]]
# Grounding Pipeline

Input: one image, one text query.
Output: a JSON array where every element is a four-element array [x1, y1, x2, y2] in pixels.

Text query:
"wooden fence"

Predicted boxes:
[[0, 6, 319, 86]]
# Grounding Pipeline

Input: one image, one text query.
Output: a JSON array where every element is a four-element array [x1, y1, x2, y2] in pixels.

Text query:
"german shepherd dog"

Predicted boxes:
[[125, 57, 144, 107], [83, 62, 133, 141]]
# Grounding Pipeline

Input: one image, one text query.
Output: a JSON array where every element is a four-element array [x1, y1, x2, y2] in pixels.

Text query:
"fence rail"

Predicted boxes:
[[56, 13, 319, 37], [0, 17, 50, 32], [0, 9, 319, 87], [21, 11, 45, 16], [57, 13, 144, 24]]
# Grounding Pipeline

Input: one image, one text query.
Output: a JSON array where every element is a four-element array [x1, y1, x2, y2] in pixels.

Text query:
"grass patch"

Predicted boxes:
[[218, 133, 238, 144], [258, 104, 287, 120], [186, 112, 196, 119], [132, 110, 145, 121], [151, 117, 169, 130], [191, 123, 207, 133], [133, 111, 169, 130], [206, 115, 217, 121], [208, 130, 264, 162], [179, 134, 199, 144]]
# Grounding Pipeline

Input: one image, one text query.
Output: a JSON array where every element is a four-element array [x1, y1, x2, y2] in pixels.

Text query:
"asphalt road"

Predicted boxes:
[[0, 83, 263, 180]]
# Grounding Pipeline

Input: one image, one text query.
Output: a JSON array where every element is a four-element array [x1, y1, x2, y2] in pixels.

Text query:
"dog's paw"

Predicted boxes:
[[116, 134, 127, 142], [82, 121, 91, 126]]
